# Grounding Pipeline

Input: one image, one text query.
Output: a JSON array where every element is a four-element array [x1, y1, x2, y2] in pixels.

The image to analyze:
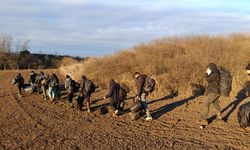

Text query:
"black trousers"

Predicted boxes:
[[17, 85, 23, 95], [109, 98, 123, 111], [67, 93, 74, 103]]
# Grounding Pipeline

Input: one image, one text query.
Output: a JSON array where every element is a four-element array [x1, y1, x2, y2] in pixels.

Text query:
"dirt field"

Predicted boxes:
[[1, 70, 250, 150]]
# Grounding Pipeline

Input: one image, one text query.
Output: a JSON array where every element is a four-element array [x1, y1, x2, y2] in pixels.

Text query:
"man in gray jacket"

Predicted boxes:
[[134, 72, 153, 121]]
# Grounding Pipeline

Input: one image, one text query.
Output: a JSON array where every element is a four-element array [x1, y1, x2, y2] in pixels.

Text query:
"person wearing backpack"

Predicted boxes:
[[29, 71, 37, 85], [41, 74, 49, 100], [134, 72, 154, 121], [104, 79, 126, 116], [201, 63, 222, 126], [48, 74, 59, 101], [13, 73, 25, 97], [28, 71, 38, 93], [65, 75, 74, 106], [79, 75, 96, 113]]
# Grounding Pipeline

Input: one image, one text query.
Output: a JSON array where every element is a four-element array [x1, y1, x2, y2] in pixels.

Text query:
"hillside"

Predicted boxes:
[[60, 34, 250, 98]]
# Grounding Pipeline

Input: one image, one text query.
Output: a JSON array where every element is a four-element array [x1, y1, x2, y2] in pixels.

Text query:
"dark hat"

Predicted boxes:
[[66, 75, 70, 78], [82, 75, 87, 80], [134, 72, 140, 77]]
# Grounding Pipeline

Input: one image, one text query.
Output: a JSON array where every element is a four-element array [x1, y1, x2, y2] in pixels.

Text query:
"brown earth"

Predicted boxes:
[[0, 70, 250, 150]]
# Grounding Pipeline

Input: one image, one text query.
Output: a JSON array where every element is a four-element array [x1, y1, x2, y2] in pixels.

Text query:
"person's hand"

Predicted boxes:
[[103, 96, 106, 100]]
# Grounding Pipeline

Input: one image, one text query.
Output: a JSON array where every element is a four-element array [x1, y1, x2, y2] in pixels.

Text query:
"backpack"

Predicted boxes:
[[85, 79, 96, 93], [219, 67, 232, 97], [237, 102, 250, 128], [119, 87, 127, 100], [15, 76, 24, 86], [71, 80, 80, 93], [143, 76, 156, 93]]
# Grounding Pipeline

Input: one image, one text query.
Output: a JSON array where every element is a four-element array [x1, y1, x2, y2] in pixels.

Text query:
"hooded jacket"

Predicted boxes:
[[136, 74, 147, 97], [15, 74, 24, 87], [205, 63, 220, 95], [49, 74, 59, 88], [106, 79, 121, 103], [65, 77, 73, 93], [29, 72, 37, 84]]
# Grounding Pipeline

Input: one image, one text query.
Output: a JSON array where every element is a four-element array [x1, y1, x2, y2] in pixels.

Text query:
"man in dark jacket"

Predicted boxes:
[[65, 75, 75, 107], [104, 79, 124, 116], [201, 63, 222, 126], [79, 75, 95, 113], [13, 73, 25, 97], [134, 72, 153, 121], [29, 71, 37, 85]]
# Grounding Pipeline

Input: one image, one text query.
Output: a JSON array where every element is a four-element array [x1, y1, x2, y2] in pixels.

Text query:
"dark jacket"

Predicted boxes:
[[106, 79, 120, 103], [15, 74, 24, 87], [205, 63, 220, 95], [136, 74, 147, 97], [29, 72, 37, 84]]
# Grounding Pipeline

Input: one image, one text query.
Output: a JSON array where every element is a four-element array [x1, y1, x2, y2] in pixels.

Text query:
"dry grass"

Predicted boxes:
[[60, 34, 250, 98]]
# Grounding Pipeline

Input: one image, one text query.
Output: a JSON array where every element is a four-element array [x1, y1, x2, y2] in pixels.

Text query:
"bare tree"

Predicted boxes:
[[15, 39, 21, 53], [15, 39, 30, 52], [0, 35, 12, 53]]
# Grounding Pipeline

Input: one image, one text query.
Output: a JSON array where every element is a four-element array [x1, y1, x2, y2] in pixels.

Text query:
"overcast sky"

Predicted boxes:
[[0, 0, 250, 57]]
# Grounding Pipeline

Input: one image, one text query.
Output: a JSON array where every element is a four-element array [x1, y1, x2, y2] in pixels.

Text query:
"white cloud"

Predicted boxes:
[[0, 0, 250, 56]]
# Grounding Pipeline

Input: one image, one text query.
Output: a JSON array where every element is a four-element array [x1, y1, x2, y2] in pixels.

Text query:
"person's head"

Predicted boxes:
[[31, 71, 34, 74], [109, 79, 115, 85], [17, 73, 21, 76], [134, 72, 140, 78], [66, 75, 70, 79], [82, 75, 87, 80], [207, 63, 219, 75]]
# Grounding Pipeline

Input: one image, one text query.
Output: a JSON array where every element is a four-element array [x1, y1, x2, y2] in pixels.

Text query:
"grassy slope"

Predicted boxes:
[[60, 34, 250, 98]]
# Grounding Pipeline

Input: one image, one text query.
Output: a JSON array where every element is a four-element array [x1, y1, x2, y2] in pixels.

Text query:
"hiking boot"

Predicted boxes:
[[18, 94, 22, 97], [114, 110, 122, 115], [145, 116, 153, 121]]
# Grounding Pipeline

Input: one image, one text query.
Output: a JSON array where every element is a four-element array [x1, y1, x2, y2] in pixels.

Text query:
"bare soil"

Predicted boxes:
[[0, 70, 250, 150]]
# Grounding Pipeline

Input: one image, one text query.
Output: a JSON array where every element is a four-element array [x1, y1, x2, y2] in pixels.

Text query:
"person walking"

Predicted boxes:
[[201, 63, 222, 126], [134, 72, 153, 121]]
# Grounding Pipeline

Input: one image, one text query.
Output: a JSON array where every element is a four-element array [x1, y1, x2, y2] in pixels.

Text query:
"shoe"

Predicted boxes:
[[114, 110, 122, 115], [145, 116, 153, 121], [18, 94, 22, 97]]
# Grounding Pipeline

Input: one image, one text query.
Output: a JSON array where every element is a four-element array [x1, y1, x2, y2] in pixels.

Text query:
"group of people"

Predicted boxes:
[[12, 62, 250, 125], [12, 70, 156, 120]]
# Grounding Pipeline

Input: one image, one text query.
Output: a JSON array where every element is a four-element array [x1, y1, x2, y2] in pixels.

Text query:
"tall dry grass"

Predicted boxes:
[[60, 34, 250, 98]]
